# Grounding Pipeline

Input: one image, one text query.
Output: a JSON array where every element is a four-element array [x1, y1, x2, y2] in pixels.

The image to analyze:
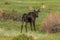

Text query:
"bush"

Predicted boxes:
[[10, 9, 21, 21], [41, 12, 60, 33], [13, 34, 34, 40], [4, 1, 10, 5], [2, 9, 21, 21]]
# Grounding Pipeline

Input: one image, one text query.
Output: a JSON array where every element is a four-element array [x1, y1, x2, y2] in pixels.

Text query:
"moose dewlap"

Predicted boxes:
[[41, 12, 60, 33]]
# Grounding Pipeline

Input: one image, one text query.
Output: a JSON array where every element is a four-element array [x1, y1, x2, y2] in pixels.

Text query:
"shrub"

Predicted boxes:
[[2, 9, 21, 21], [4, 2, 10, 5], [41, 12, 60, 33], [10, 9, 21, 21]]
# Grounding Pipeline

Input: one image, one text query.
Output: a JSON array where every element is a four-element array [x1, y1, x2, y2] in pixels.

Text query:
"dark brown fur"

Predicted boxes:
[[21, 9, 40, 32]]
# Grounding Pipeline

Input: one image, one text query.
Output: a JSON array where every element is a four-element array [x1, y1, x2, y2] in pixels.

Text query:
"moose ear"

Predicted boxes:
[[37, 9, 40, 12]]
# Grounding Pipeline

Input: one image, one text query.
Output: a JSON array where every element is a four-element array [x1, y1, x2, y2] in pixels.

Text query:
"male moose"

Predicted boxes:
[[21, 9, 40, 32]]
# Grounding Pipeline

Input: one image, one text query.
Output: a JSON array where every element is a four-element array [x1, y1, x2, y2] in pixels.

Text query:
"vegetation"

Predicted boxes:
[[0, 0, 60, 40], [41, 12, 60, 33]]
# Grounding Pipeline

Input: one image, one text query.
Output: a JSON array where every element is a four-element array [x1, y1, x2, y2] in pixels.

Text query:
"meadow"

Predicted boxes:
[[0, 0, 60, 40]]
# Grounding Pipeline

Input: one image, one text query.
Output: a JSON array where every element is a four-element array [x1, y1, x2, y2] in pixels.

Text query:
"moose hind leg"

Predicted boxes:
[[30, 22, 33, 31], [21, 22, 24, 33]]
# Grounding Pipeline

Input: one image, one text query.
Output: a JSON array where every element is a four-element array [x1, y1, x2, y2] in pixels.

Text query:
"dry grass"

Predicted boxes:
[[0, 8, 4, 20]]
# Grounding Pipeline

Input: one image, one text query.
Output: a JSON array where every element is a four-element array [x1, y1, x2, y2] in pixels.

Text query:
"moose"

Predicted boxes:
[[21, 9, 40, 32]]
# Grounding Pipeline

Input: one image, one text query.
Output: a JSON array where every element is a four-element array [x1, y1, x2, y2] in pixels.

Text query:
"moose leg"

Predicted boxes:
[[25, 22, 28, 32], [33, 21, 36, 31], [30, 22, 33, 31], [21, 21, 24, 33]]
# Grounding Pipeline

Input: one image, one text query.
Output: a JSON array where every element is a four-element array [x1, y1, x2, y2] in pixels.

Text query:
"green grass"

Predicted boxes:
[[0, 31, 60, 40], [38, 33, 60, 40], [0, 0, 60, 40]]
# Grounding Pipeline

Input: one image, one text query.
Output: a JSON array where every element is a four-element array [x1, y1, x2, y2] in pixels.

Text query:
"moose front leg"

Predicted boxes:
[[33, 21, 36, 31], [30, 22, 33, 31]]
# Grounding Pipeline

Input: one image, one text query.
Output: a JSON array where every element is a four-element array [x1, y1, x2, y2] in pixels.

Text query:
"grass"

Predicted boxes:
[[38, 33, 60, 40], [0, 31, 60, 40], [0, 0, 60, 40]]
